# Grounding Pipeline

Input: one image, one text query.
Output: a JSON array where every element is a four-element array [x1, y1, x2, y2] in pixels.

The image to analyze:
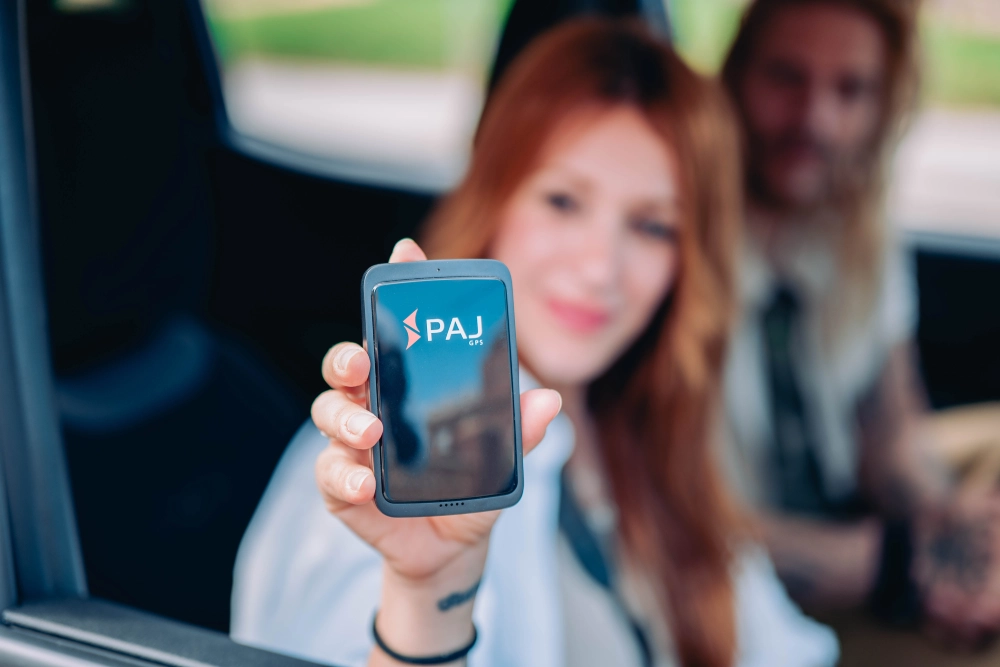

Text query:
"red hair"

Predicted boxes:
[[422, 18, 744, 667]]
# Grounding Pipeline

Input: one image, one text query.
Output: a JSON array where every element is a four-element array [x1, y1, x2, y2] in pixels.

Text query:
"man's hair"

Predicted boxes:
[[722, 0, 921, 329]]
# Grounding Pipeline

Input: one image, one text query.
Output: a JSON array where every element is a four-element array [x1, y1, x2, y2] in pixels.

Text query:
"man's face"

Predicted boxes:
[[739, 2, 887, 212]]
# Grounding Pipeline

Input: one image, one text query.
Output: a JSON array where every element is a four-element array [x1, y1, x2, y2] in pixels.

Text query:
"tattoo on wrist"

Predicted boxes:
[[926, 519, 992, 592], [437, 579, 481, 612]]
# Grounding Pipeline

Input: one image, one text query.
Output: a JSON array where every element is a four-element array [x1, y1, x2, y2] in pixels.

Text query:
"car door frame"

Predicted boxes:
[[0, 1, 329, 664]]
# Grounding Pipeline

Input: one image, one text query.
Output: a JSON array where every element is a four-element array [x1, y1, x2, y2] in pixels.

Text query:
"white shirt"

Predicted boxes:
[[231, 375, 839, 667], [557, 533, 652, 667], [723, 214, 918, 508]]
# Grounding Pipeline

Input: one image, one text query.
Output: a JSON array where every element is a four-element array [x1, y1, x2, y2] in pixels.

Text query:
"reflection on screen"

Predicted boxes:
[[372, 278, 516, 503]]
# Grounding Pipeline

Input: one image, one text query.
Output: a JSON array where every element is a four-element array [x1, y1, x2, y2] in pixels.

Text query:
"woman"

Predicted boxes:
[[231, 18, 838, 667]]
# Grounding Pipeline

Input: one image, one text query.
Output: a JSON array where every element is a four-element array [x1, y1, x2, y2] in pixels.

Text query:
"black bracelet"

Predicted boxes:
[[371, 613, 477, 665], [869, 518, 922, 626]]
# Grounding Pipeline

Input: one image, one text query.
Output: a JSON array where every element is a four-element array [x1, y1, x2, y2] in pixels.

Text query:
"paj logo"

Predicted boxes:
[[402, 309, 484, 350]]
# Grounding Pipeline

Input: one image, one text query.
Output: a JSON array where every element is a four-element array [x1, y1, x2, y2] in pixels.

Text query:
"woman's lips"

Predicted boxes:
[[546, 298, 611, 334]]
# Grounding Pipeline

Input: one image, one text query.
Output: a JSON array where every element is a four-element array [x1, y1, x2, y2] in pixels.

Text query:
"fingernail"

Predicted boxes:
[[394, 238, 414, 251], [348, 469, 369, 493], [345, 411, 377, 436], [550, 389, 563, 413], [335, 346, 361, 373], [318, 429, 330, 438]]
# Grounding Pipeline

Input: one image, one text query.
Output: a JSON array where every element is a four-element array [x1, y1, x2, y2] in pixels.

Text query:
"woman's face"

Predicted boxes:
[[490, 105, 681, 389]]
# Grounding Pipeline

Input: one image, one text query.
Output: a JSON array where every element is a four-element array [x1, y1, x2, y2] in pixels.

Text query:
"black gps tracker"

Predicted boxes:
[[360, 259, 523, 517]]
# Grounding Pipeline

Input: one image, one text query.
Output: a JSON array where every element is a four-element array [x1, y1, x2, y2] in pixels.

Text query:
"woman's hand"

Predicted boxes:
[[312, 239, 561, 663]]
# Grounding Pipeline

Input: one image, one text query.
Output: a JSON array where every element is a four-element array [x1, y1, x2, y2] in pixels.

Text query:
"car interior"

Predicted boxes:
[[0, 0, 998, 665]]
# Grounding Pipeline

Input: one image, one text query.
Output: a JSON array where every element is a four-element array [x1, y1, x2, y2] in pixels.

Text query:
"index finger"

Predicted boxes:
[[322, 342, 370, 392], [321, 239, 427, 392], [388, 238, 428, 263]]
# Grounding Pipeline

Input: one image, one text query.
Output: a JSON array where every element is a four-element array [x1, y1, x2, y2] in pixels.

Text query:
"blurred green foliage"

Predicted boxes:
[[205, 0, 1000, 108], [923, 23, 1000, 108], [206, 0, 512, 70], [667, 0, 743, 73]]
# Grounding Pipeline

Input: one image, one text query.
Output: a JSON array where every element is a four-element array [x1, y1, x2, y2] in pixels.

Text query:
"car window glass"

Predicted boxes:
[[669, 0, 1000, 239], [201, 0, 515, 191]]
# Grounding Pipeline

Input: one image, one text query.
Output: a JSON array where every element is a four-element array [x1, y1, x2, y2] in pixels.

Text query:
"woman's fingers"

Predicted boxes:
[[520, 388, 562, 457], [314, 387, 562, 509], [388, 238, 428, 263], [315, 446, 407, 552], [318, 239, 425, 397], [311, 389, 384, 449], [315, 445, 376, 512], [322, 342, 370, 394]]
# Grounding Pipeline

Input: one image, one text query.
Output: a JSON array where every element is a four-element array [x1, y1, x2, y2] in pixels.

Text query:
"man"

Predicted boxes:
[[721, 0, 1000, 652]]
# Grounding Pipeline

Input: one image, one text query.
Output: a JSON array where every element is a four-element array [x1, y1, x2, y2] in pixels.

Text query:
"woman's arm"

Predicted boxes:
[[372, 558, 485, 666], [312, 239, 562, 666]]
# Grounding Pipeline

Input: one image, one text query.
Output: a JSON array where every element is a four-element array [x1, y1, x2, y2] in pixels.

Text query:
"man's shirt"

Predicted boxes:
[[723, 211, 917, 513]]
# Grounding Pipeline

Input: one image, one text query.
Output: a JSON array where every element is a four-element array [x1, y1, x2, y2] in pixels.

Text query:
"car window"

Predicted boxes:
[[201, 0, 515, 191], [668, 0, 1000, 239]]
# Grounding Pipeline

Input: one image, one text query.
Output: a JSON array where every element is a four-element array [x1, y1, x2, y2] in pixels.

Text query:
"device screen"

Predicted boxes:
[[372, 277, 517, 503]]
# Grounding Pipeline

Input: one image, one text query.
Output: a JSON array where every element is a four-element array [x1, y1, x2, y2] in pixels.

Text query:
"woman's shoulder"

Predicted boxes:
[[235, 421, 374, 567], [732, 547, 840, 667], [232, 418, 383, 578], [230, 412, 574, 667], [230, 420, 382, 664]]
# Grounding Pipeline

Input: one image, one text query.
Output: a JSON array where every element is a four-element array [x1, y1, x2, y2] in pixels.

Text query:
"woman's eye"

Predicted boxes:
[[546, 192, 579, 214], [631, 218, 678, 242]]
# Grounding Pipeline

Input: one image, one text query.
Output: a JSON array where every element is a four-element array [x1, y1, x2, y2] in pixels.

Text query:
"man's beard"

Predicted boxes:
[[745, 128, 863, 216]]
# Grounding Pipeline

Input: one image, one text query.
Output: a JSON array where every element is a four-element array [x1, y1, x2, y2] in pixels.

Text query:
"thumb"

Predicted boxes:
[[388, 238, 428, 263], [520, 388, 562, 457]]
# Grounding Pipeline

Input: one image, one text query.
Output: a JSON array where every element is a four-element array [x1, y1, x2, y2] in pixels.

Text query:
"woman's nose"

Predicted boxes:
[[573, 214, 620, 291]]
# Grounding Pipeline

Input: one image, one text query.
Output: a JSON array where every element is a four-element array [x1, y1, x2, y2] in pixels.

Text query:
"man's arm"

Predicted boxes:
[[762, 341, 947, 610], [760, 513, 882, 609], [856, 341, 950, 516]]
